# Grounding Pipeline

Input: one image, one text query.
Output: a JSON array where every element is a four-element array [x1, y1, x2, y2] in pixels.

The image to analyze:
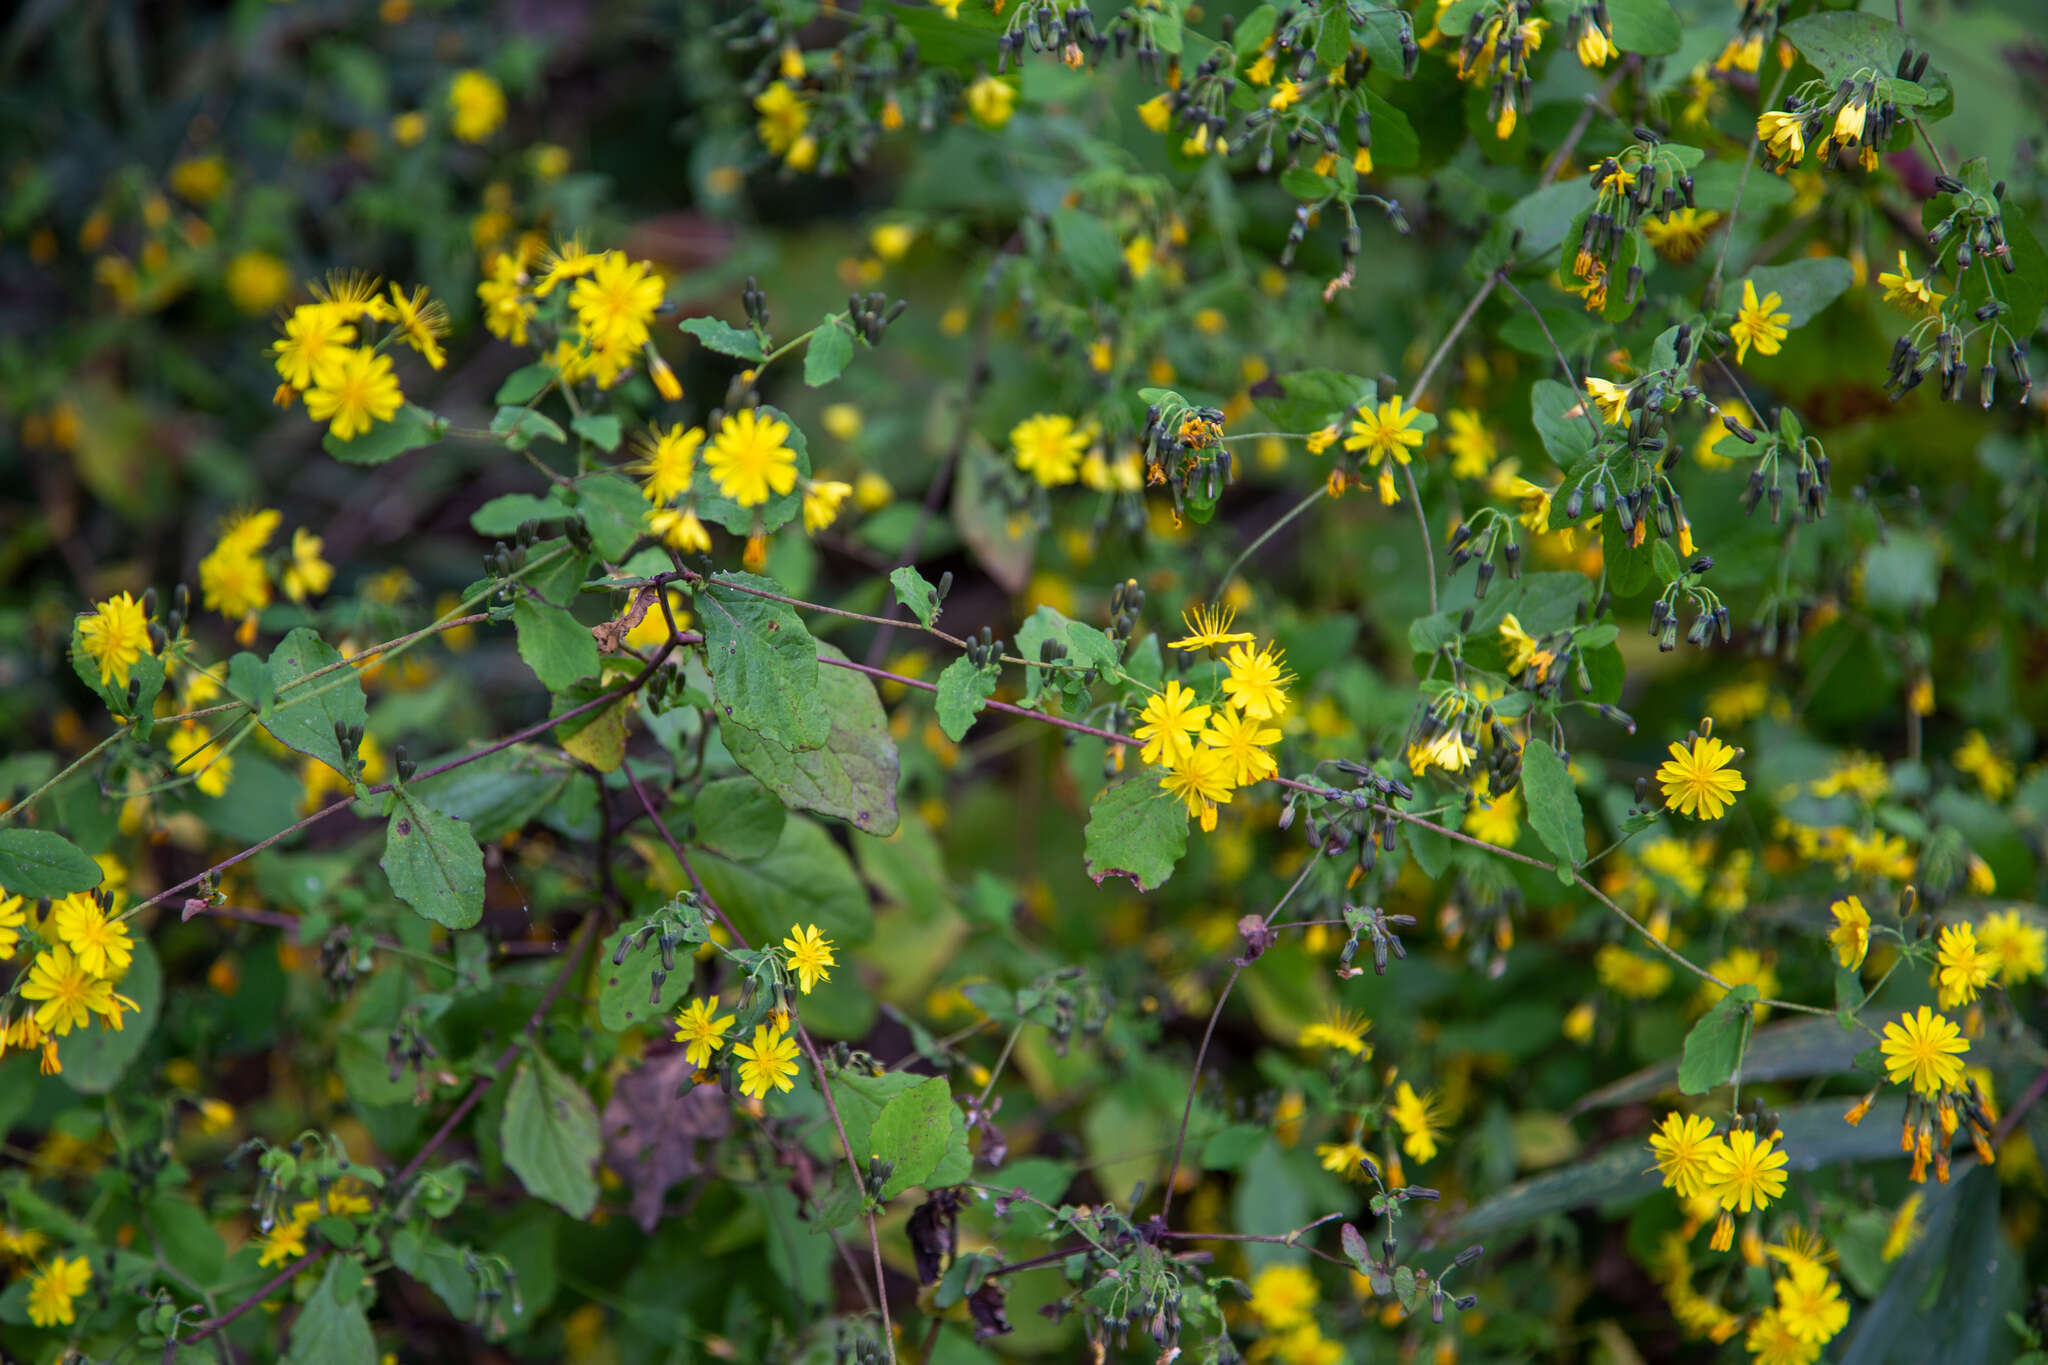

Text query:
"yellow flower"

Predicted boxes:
[[386, 283, 449, 368], [1700, 947, 1778, 1021], [1137, 92, 1173, 132], [271, 303, 357, 390], [965, 73, 1018, 128], [1978, 909, 2046, 984], [281, 528, 334, 604], [648, 506, 714, 554], [821, 403, 862, 442], [1202, 707, 1280, 787], [1497, 612, 1554, 679], [1951, 730, 2013, 799], [1730, 279, 1790, 364], [1596, 944, 1672, 999], [1342, 394, 1426, 467], [533, 236, 599, 297], [1775, 1262, 1847, 1345], [1933, 922, 1995, 1009], [77, 591, 152, 689], [734, 1023, 802, 1098], [448, 69, 506, 142], [1576, 17, 1614, 66], [870, 223, 914, 261], [21, 945, 135, 1036], [754, 83, 810, 158], [1463, 787, 1520, 846], [26, 1254, 91, 1328], [1745, 1309, 1819, 1365], [1135, 680, 1212, 767], [167, 722, 234, 798], [225, 250, 292, 315], [477, 252, 535, 345], [1297, 1007, 1371, 1055], [256, 1218, 308, 1267], [1827, 896, 1870, 971], [0, 893, 27, 960], [705, 408, 799, 508], [1881, 1193, 1923, 1261], [391, 110, 427, 145], [632, 424, 705, 505], [1656, 733, 1745, 820], [1317, 1138, 1371, 1180], [1880, 1006, 1968, 1096], [1756, 110, 1805, 167], [1009, 413, 1088, 486], [1248, 1264, 1318, 1330], [1159, 744, 1234, 830], [1831, 98, 1867, 147], [570, 252, 665, 353], [1836, 828, 1914, 882], [1388, 1081, 1441, 1164], [304, 347, 404, 442], [50, 893, 133, 979], [1443, 409, 1496, 478], [1648, 1112, 1726, 1197], [198, 543, 270, 621], [782, 923, 836, 995], [803, 479, 853, 533], [1169, 603, 1256, 652], [1704, 1127, 1787, 1214], [1642, 207, 1720, 263], [1876, 250, 1946, 315], [1220, 642, 1292, 720], [673, 997, 735, 1068], [1582, 376, 1631, 425]]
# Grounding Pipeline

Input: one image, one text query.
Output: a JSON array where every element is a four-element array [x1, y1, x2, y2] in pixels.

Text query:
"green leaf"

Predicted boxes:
[[1861, 532, 1942, 613], [263, 628, 370, 778], [1471, 182, 1594, 277], [1252, 369, 1370, 435], [831, 1070, 928, 1156], [889, 566, 942, 627], [690, 775, 786, 860], [1520, 740, 1586, 868], [1083, 779, 1188, 892], [502, 1049, 602, 1219], [571, 413, 622, 452], [494, 363, 554, 406], [391, 1227, 477, 1319], [1781, 10, 1908, 88], [490, 405, 567, 451], [381, 792, 485, 929], [1530, 379, 1598, 467], [551, 685, 628, 772], [868, 1076, 959, 1199], [1742, 258, 1854, 328], [512, 597, 599, 693], [284, 1258, 376, 1365], [598, 924, 688, 1032], [697, 815, 873, 946], [562, 472, 647, 563], [1280, 167, 1336, 201], [1678, 984, 1758, 1094], [1576, 1013, 1873, 1110], [1051, 206, 1123, 292], [148, 1194, 226, 1287], [699, 572, 830, 750], [725, 643, 900, 835], [690, 407, 812, 537], [56, 937, 160, 1092], [415, 749, 571, 842], [1605, 0, 1679, 55], [323, 404, 442, 466], [679, 316, 766, 362], [1361, 90, 1419, 170], [1602, 512, 1656, 597], [804, 317, 855, 386], [0, 828, 103, 897], [935, 655, 999, 742], [1651, 537, 1681, 584], [470, 493, 559, 538]]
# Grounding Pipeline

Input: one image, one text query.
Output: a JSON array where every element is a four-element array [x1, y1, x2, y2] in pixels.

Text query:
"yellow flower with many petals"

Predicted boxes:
[[1134, 681, 1211, 767], [1160, 744, 1235, 830], [1010, 413, 1088, 486], [734, 1023, 802, 1098], [77, 592, 152, 689], [782, 924, 836, 995], [965, 74, 1018, 128], [448, 69, 506, 142], [272, 303, 356, 390], [1933, 922, 1995, 1009], [1202, 707, 1279, 787], [167, 722, 234, 798], [281, 528, 334, 604], [26, 1255, 91, 1328], [1648, 1112, 1726, 1197], [1876, 250, 1946, 316], [570, 252, 664, 353], [1880, 1006, 1968, 1096], [1343, 394, 1426, 467], [1978, 909, 2045, 984], [1389, 1082, 1441, 1163], [705, 408, 799, 508], [1657, 732, 1745, 819], [304, 347, 404, 442], [1828, 896, 1870, 971], [50, 893, 133, 979]]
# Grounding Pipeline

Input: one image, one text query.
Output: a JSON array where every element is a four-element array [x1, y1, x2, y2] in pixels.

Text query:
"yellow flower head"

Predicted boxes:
[[673, 996, 735, 1068], [1389, 1081, 1441, 1164], [1343, 394, 1426, 467], [50, 892, 133, 979], [633, 424, 706, 504], [1657, 732, 1746, 820], [965, 74, 1019, 128], [1933, 922, 1995, 1009], [1169, 602, 1256, 652], [1704, 1127, 1787, 1214], [448, 69, 506, 142], [1827, 896, 1870, 971], [781, 923, 836, 995], [1159, 744, 1235, 830], [1730, 279, 1790, 364], [734, 1023, 802, 1098], [77, 591, 153, 689], [570, 252, 665, 353], [304, 347, 404, 442], [1880, 1005, 1968, 1096], [1134, 680, 1212, 768], [705, 408, 799, 508], [1648, 1111, 1726, 1198], [26, 1254, 91, 1328], [1010, 413, 1088, 487]]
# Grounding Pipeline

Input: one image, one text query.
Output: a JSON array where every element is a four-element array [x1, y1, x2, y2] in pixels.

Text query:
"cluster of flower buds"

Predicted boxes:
[[319, 924, 372, 994], [384, 1008, 439, 1093], [1106, 577, 1145, 643], [1648, 562, 1730, 652], [1339, 903, 1418, 977], [328, 721, 374, 783], [1457, 0, 1541, 136], [1573, 137, 1696, 308], [846, 290, 910, 346], [1737, 444, 1829, 524], [1140, 399, 1232, 506], [741, 274, 770, 331], [1446, 518, 1523, 599], [1151, 45, 1240, 154], [997, 3, 1103, 70], [961, 625, 1006, 671]]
